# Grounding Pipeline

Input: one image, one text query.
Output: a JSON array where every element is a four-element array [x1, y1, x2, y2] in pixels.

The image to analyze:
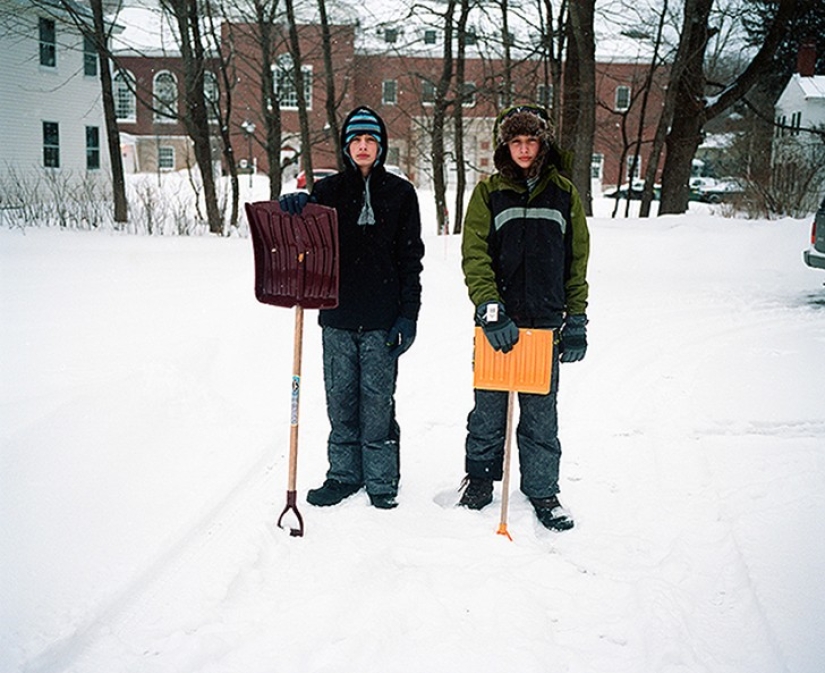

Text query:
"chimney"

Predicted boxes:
[[797, 41, 816, 78]]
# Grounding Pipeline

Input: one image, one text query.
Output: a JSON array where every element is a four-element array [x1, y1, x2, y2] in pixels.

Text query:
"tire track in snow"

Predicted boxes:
[[22, 446, 282, 673]]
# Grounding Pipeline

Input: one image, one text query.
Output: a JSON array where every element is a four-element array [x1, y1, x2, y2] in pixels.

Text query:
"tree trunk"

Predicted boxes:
[[285, 0, 314, 190], [564, 0, 595, 214], [318, 0, 343, 171], [164, 0, 223, 234]]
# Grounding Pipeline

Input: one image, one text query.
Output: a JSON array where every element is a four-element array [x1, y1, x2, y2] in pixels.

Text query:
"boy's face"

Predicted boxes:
[[507, 135, 541, 172], [348, 134, 379, 175]]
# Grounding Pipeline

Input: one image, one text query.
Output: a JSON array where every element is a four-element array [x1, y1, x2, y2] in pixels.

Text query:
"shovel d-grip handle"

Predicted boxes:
[[277, 489, 304, 537]]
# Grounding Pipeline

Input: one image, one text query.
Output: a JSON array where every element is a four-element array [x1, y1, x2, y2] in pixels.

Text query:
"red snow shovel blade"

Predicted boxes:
[[245, 201, 339, 309]]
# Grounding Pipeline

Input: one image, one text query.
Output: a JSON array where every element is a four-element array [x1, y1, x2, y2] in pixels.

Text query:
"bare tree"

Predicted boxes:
[[160, 0, 223, 234], [53, 0, 128, 224], [562, 0, 595, 213], [658, 0, 801, 215], [284, 0, 314, 190]]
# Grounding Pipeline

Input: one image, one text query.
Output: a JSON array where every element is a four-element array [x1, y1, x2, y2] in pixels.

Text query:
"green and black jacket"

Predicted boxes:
[[461, 159, 590, 329]]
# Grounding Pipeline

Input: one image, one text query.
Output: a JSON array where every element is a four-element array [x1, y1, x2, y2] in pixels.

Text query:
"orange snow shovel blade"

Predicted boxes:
[[473, 327, 554, 394], [472, 327, 554, 541]]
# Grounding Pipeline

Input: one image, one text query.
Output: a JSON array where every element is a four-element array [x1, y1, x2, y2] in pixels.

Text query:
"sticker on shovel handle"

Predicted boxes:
[[291, 375, 300, 426]]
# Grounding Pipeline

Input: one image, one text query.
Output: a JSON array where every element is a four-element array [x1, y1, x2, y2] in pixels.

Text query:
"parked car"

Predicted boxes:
[[296, 168, 337, 189], [603, 179, 660, 200], [385, 164, 410, 181], [693, 178, 747, 204], [803, 195, 825, 270]]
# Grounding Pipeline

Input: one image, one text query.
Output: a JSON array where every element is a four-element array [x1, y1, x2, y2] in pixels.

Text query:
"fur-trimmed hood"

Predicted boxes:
[[493, 105, 564, 182]]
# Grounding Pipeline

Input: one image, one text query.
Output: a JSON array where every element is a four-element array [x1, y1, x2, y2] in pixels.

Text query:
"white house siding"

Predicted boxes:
[[0, 0, 110, 182]]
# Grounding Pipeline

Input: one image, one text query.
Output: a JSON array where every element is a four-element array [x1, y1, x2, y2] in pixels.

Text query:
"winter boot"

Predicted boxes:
[[306, 479, 361, 507], [369, 493, 398, 509], [530, 495, 574, 531], [458, 476, 494, 510]]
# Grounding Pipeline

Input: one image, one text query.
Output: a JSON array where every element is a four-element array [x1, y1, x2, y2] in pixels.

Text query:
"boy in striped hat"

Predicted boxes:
[[280, 107, 425, 510]]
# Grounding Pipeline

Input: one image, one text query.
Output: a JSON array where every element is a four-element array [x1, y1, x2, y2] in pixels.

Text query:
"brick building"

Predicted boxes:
[[115, 15, 667, 193]]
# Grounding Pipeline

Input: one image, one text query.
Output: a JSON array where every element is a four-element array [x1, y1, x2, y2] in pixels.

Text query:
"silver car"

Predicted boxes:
[[804, 196, 825, 270]]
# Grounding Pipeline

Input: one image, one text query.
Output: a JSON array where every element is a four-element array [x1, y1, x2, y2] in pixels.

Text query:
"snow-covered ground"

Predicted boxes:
[[2, 184, 824, 673]]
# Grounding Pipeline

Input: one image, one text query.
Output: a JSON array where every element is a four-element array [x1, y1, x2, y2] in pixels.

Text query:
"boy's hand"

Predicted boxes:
[[386, 316, 417, 358], [476, 301, 519, 353], [560, 314, 588, 362]]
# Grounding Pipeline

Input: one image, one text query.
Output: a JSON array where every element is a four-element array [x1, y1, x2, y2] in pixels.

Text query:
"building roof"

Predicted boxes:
[[795, 74, 825, 100]]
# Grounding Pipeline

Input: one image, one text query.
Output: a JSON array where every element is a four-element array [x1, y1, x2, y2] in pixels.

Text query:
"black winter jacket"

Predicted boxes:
[[312, 165, 424, 331]]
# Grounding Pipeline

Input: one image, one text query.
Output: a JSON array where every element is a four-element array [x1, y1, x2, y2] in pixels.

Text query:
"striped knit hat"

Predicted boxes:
[[343, 107, 384, 164]]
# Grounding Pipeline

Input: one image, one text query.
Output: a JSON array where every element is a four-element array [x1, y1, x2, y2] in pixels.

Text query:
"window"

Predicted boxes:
[[158, 146, 175, 170], [626, 155, 641, 180], [83, 35, 97, 76], [424, 29, 437, 45], [86, 126, 100, 170], [153, 71, 178, 122], [461, 81, 477, 108], [615, 85, 631, 111], [114, 70, 136, 121], [537, 84, 553, 109], [384, 28, 399, 44], [39, 18, 56, 67], [382, 80, 397, 105], [421, 80, 436, 105], [591, 153, 604, 180], [274, 55, 312, 110], [204, 71, 220, 121], [462, 31, 477, 47], [497, 84, 514, 109], [43, 122, 59, 168]]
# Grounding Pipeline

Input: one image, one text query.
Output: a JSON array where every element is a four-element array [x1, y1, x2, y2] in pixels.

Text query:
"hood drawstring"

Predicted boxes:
[[357, 174, 375, 226]]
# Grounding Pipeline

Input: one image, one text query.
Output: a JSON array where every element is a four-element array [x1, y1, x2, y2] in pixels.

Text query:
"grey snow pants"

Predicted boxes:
[[322, 326, 400, 496], [465, 338, 562, 499]]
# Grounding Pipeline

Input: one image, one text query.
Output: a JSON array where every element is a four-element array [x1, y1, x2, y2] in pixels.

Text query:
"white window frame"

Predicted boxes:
[[39, 17, 56, 68], [461, 81, 477, 108], [204, 71, 220, 121], [274, 55, 313, 111], [382, 79, 398, 105], [43, 121, 60, 168], [615, 85, 631, 112], [158, 146, 175, 170], [537, 83, 553, 109], [114, 70, 136, 122], [83, 35, 97, 77], [591, 153, 604, 180], [421, 80, 436, 106], [86, 126, 100, 170], [153, 71, 178, 123]]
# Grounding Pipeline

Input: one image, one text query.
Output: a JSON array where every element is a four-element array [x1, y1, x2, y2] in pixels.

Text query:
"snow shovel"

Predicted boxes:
[[473, 327, 554, 540], [245, 201, 340, 537]]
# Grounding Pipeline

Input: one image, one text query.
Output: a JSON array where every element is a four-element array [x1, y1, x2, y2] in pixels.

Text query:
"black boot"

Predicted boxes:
[[458, 476, 494, 510], [369, 493, 398, 509], [306, 479, 361, 507], [530, 495, 574, 531]]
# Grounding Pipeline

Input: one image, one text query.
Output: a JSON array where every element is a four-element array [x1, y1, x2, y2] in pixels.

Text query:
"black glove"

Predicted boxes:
[[386, 317, 417, 358], [476, 301, 519, 354], [279, 192, 310, 215], [560, 314, 588, 362]]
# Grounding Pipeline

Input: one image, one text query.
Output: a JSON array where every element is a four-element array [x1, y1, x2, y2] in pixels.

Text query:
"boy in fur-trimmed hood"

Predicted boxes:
[[458, 104, 590, 531]]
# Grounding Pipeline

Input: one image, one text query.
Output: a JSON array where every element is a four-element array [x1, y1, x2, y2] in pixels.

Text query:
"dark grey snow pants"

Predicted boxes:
[[322, 326, 400, 496], [465, 344, 562, 499]]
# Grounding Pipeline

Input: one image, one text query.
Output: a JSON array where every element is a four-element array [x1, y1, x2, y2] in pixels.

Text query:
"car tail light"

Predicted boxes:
[[813, 220, 818, 245]]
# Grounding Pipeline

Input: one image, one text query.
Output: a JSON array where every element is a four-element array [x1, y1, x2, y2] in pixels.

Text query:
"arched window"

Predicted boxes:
[[203, 71, 220, 121], [273, 54, 312, 110], [153, 71, 178, 122], [113, 70, 136, 122]]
